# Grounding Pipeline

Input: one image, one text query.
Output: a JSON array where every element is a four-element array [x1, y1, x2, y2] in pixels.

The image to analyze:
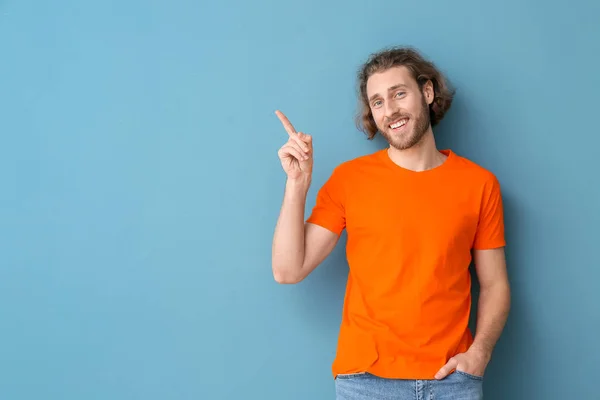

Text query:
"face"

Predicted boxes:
[[366, 66, 434, 150]]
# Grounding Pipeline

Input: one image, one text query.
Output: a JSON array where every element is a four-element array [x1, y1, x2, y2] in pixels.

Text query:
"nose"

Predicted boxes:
[[384, 101, 399, 119]]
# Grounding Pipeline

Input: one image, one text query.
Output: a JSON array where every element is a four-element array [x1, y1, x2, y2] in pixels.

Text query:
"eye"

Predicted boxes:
[[372, 100, 382, 108], [395, 91, 406, 98]]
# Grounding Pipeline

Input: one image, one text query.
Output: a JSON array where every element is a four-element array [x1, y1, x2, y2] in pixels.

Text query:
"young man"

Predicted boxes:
[[271, 46, 510, 400]]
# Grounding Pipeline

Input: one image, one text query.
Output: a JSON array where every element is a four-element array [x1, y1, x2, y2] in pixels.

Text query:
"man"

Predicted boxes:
[[271, 46, 510, 400]]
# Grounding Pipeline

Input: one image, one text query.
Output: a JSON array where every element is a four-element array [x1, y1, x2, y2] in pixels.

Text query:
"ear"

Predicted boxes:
[[422, 80, 434, 105]]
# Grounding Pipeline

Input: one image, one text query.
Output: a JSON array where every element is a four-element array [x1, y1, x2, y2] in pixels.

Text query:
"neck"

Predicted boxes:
[[387, 129, 447, 172]]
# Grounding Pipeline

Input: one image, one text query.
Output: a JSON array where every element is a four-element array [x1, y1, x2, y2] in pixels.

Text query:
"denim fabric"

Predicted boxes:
[[335, 371, 483, 400]]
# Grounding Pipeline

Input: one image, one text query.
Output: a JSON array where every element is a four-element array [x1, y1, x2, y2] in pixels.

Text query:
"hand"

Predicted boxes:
[[434, 347, 491, 380], [275, 110, 313, 180]]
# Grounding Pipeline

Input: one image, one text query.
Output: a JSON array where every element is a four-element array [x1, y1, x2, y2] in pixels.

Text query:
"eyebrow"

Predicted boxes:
[[369, 84, 409, 102]]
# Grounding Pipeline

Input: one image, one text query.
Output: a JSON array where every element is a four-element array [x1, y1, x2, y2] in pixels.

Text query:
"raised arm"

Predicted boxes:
[[271, 110, 340, 284]]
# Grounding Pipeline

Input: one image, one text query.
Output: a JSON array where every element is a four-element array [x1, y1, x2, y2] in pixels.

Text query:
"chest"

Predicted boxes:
[[344, 178, 480, 247]]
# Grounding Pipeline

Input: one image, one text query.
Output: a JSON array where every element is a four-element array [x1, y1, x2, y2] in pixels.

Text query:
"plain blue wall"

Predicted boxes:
[[1, 0, 599, 399]]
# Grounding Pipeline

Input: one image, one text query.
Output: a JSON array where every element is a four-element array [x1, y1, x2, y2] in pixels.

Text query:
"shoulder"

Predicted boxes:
[[449, 150, 501, 187], [331, 149, 384, 175]]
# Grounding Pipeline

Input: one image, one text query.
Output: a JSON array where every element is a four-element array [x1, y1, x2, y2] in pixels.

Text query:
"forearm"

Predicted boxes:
[[470, 281, 511, 358], [271, 176, 311, 282]]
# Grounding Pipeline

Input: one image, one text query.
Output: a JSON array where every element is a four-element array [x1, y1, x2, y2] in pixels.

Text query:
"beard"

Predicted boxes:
[[378, 96, 431, 150]]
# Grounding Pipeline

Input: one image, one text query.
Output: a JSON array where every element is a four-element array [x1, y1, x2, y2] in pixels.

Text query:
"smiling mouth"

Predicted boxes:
[[389, 118, 409, 130]]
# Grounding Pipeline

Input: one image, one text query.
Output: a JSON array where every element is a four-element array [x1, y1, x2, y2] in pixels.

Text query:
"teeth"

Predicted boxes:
[[390, 119, 407, 129]]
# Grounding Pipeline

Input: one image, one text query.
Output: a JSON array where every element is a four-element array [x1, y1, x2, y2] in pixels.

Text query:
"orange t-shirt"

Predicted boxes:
[[306, 148, 505, 380]]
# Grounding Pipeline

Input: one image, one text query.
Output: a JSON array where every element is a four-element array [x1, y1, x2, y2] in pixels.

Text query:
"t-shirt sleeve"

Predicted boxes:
[[305, 166, 346, 235], [473, 175, 506, 250]]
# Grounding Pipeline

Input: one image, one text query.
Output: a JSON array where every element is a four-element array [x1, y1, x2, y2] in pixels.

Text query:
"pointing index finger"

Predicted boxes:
[[275, 110, 297, 137]]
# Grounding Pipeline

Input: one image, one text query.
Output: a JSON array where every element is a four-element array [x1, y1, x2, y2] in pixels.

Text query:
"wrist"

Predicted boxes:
[[468, 343, 493, 362], [286, 175, 311, 192]]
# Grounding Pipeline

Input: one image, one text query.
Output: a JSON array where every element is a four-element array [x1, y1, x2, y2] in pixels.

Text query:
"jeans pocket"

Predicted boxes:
[[455, 370, 484, 381], [335, 372, 367, 380]]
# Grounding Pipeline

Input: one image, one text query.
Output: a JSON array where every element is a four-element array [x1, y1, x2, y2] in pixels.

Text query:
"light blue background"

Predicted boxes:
[[1, 0, 598, 399]]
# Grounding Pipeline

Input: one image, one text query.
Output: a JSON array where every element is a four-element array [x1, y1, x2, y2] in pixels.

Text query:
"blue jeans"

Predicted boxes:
[[335, 371, 483, 400]]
